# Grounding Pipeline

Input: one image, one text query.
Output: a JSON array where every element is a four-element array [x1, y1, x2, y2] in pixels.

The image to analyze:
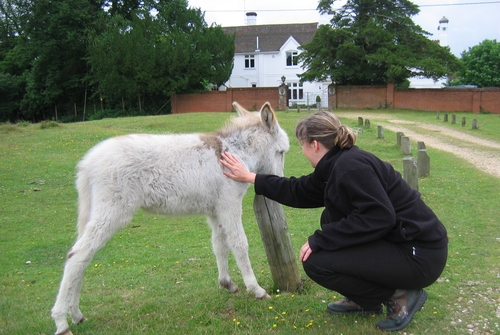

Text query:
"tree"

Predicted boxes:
[[299, 0, 463, 85], [449, 39, 500, 87], [88, 0, 234, 112], [19, 0, 102, 121]]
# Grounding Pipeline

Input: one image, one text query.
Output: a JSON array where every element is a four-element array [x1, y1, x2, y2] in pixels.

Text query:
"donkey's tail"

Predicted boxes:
[[76, 167, 92, 239]]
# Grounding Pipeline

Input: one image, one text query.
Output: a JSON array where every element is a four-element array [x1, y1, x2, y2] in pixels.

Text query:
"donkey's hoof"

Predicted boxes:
[[71, 316, 86, 325], [56, 329, 73, 335], [259, 292, 271, 299]]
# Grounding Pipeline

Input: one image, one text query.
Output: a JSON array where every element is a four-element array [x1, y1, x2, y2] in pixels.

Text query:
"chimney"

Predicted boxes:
[[246, 12, 257, 25]]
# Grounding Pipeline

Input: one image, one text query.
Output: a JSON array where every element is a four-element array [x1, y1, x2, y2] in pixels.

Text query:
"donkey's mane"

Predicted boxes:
[[217, 113, 261, 137]]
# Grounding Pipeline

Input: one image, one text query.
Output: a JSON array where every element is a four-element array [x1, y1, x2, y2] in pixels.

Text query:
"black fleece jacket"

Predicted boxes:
[[254, 146, 448, 252]]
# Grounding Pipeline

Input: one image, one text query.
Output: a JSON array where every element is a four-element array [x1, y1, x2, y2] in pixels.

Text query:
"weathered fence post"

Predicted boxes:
[[396, 132, 405, 146], [443, 113, 448, 122], [254, 195, 301, 292], [436, 111, 440, 119], [418, 149, 430, 177], [462, 117, 466, 127], [451, 114, 456, 124], [472, 119, 478, 129], [365, 119, 371, 128], [417, 141, 426, 150], [401, 136, 411, 155], [403, 157, 419, 190], [377, 125, 384, 139], [358, 117, 363, 126]]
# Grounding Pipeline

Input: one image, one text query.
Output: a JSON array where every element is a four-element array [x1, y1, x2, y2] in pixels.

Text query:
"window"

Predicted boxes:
[[287, 82, 303, 100], [286, 51, 298, 66], [245, 55, 255, 68]]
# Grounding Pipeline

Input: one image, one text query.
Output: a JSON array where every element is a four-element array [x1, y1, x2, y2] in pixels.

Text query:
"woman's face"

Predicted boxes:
[[301, 140, 318, 168]]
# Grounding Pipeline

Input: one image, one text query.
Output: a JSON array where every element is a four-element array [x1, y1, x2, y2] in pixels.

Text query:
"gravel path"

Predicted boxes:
[[336, 113, 500, 179]]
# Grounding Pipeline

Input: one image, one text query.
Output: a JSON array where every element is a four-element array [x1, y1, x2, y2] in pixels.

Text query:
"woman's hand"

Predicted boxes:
[[220, 152, 256, 184], [299, 241, 313, 262]]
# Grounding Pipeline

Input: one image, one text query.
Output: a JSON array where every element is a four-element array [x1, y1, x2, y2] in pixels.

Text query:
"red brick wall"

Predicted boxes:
[[171, 87, 280, 114], [172, 85, 500, 114], [331, 86, 387, 110], [329, 84, 500, 114]]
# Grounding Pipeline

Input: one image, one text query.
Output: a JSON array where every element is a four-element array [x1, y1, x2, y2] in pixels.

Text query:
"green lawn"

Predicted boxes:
[[1, 110, 499, 335]]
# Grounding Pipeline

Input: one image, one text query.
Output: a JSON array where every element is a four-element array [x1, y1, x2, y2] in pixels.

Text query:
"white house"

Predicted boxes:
[[222, 13, 331, 108]]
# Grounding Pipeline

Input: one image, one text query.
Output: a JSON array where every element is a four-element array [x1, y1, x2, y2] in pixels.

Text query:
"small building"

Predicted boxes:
[[409, 16, 450, 88], [222, 13, 331, 108]]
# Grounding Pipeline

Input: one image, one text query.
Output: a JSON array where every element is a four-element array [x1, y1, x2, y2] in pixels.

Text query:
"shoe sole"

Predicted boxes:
[[377, 290, 428, 332], [328, 306, 383, 315]]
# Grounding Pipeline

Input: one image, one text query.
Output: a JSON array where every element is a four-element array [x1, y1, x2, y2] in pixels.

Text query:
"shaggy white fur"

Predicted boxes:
[[51, 102, 290, 335]]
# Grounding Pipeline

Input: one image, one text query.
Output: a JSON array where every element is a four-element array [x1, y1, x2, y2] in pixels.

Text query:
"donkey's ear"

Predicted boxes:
[[232, 101, 252, 117], [260, 102, 278, 132]]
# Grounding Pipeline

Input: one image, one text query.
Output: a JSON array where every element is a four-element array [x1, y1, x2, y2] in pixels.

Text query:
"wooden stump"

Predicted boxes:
[[401, 136, 411, 155], [396, 132, 405, 146], [254, 195, 300, 292], [403, 157, 419, 190], [418, 149, 430, 177], [377, 125, 384, 139], [472, 119, 478, 129]]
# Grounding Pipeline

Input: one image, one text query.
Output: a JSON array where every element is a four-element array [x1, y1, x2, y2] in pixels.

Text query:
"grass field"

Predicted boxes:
[[1, 110, 499, 335]]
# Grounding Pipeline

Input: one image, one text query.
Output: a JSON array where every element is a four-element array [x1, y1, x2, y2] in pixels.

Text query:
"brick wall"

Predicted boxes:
[[172, 85, 500, 114], [329, 84, 500, 114], [171, 87, 280, 114]]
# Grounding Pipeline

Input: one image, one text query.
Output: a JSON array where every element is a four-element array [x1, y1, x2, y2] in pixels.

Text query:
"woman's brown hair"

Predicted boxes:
[[295, 111, 356, 150]]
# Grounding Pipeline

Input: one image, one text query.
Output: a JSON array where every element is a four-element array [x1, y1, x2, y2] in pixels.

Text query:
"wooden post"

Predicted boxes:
[[462, 117, 466, 127], [472, 119, 478, 129], [451, 114, 456, 124], [401, 136, 411, 155], [364, 119, 370, 128], [443, 113, 448, 122], [418, 149, 430, 177], [417, 141, 426, 150], [436, 112, 440, 119], [377, 125, 384, 139], [396, 132, 405, 146], [254, 195, 301, 292], [403, 157, 419, 190], [358, 117, 363, 126]]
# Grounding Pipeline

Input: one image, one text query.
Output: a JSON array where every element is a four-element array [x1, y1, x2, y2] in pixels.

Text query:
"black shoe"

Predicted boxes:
[[327, 298, 383, 315], [376, 289, 428, 332]]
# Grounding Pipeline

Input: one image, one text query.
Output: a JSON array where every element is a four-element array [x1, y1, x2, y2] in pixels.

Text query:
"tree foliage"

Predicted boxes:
[[449, 39, 500, 88], [0, 0, 234, 122], [299, 0, 463, 85]]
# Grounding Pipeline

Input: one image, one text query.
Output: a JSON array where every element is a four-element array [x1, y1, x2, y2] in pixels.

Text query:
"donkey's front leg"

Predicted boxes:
[[210, 219, 239, 293], [226, 218, 269, 299]]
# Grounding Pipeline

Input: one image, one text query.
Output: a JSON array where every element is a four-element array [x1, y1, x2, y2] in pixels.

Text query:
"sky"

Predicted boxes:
[[187, 0, 500, 57]]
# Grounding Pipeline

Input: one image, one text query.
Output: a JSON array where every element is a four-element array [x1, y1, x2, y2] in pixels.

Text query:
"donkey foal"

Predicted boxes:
[[51, 102, 290, 335]]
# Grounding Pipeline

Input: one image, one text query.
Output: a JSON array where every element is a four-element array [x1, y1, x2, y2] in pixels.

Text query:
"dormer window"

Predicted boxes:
[[245, 55, 255, 68], [286, 51, 298, 66]]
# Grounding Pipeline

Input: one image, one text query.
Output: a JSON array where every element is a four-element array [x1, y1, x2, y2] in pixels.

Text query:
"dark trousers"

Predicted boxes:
[[302, 240, 447, 310]]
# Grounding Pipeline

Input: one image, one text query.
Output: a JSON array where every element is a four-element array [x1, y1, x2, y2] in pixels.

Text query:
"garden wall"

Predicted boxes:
[[329, 83, 500, 114], [171, 87, 280, 114], [171, 84, 500, 114]]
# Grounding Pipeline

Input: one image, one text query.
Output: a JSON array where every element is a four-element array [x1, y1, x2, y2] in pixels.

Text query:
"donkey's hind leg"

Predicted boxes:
[[52, 213, 133, 335], [208, 216, 239, 293]]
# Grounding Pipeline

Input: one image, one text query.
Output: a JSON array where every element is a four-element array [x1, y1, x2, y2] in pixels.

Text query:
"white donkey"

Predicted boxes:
[[51, 102, 289, 335]]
